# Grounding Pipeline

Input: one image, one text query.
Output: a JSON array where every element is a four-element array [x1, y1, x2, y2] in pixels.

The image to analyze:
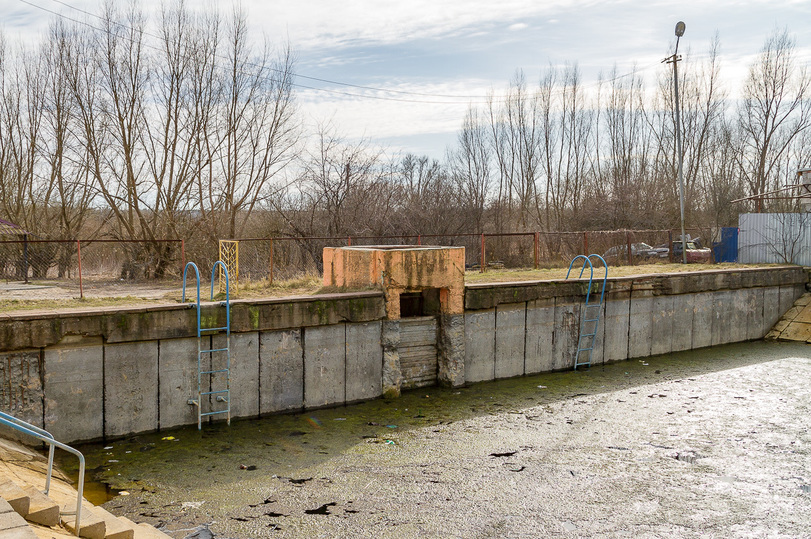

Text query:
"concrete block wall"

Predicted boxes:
[[0, 266, 806, 444], [463, 267, 807, 382]]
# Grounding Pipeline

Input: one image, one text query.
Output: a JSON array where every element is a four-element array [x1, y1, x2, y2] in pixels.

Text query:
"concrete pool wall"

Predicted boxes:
[[0, 266, 806, 444]]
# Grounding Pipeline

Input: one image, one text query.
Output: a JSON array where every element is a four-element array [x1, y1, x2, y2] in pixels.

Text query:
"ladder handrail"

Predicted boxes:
[[183, 261, 231, 430], [566, 254, 609, 370], [0, 411, 84, 536], [182, 262, 202, 338]]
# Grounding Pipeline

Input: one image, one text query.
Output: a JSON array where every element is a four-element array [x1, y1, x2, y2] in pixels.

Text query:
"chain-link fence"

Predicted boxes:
[[228, 228, 718, 283], [0, 239, 184, 298], [0, 229, 719, 300]]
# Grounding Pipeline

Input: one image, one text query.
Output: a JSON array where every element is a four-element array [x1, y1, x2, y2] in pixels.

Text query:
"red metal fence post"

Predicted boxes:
[[626, 231, 633, 266], [534, 232, 539, 269], [76, 240, 84, 299], [269, 238, 274, 285], [668, 230, 674, 263], [480, 233, 486, 273]]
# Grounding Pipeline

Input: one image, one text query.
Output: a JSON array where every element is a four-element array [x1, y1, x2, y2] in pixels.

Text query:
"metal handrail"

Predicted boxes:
[[0, 411, 84, 536]]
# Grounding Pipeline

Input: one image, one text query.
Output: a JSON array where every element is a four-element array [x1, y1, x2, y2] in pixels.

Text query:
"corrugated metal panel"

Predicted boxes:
[[738, 213, 811, 266], [399, 316, 438, 389]]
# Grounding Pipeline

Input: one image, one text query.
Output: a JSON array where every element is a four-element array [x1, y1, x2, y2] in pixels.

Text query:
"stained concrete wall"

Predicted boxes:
[[463, 266, 808, 383], [0, 266, 806, 444]]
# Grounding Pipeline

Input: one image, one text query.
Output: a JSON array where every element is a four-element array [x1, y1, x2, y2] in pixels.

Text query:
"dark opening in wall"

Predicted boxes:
[[399, 292, 424, 318], [399, 288, 442, 317]]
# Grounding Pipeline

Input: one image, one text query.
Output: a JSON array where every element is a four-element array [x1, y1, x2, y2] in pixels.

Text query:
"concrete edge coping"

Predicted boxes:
[[0, 290, 387, 322], [464, 264, 804, 289]]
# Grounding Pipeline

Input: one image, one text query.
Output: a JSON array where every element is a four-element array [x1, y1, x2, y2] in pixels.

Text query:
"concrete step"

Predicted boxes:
[[0, 497, 37, 539], [19, 487, 58, 528], [0, 482, 30, 517], [90, 506, 134, 539], [118, 518, 171, 539], [766, 292, 811, 342], [60, 503, 105, 539]]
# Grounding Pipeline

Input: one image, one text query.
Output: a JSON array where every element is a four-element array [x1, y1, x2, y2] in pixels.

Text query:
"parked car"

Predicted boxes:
[[602, 242, 659, 262], [655, 240, 712, 263]]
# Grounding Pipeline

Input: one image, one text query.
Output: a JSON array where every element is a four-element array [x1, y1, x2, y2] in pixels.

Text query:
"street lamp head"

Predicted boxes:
[[675, 21, 686, 37]]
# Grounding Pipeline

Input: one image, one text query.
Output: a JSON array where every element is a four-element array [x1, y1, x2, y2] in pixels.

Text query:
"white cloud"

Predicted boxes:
[[508, 22, 529, 32], [250, 0, 575, 50]]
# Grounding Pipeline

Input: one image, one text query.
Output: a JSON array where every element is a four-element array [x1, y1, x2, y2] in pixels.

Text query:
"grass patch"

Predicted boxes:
[[463, 262, 781, 283], [0, 296, 163, 313]]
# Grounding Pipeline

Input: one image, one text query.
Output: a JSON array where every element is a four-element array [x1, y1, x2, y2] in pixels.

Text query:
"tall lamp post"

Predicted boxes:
[[664, 21, 687, 264]]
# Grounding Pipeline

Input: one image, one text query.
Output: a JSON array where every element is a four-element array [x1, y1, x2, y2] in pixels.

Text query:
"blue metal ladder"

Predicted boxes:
[[566, 254, 608, 370], [182, 261, 232, 429]]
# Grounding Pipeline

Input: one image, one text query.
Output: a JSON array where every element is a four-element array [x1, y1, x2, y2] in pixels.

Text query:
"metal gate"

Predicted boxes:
[[399, 316, 438, 389]]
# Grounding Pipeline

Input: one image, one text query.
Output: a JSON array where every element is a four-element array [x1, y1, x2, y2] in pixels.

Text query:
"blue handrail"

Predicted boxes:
[[182, 261, 232, 429], [566, 254, 609, 370], [0, 411, 84, 536]]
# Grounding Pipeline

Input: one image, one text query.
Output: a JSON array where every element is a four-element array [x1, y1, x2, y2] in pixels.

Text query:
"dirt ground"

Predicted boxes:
[[62, 341, 811, 539], [0, 263, 779, 313]]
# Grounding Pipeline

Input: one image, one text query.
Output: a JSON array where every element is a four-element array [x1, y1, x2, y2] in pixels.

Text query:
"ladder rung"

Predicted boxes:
[[584, 317, 600, 322], [201, 348, 229, 354], [201, 410, 229, 417], [201, 369, 229, 375], [201, 327, 229, 332], [202, 390, 229, 396]]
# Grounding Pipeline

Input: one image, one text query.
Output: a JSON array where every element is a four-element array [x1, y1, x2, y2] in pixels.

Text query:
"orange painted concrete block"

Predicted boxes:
[[323, 246, 465, 319]]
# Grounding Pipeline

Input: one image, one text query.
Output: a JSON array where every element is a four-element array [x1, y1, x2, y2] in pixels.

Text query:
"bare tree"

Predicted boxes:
[[737, 28, 811, 211], [447, 106, 491, 232]]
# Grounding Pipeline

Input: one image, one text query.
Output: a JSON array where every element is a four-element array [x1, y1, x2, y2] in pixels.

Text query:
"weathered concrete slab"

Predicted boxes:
[[260, 330, 304, 414], [438, 314, 465, 387], [213, 332, 260, 420], [779, 286, 798, 319], [525, 299, 555, 373], [464, 310, 495, 382], [587, 302, 607, 366], [670, 295, 694, 352], [158, 337, 200, 430], [762, 286, 782, 335], [380, 321, 402, 397], [43, 336, 104, 443], [628, 295, 653, 359], [727, 289, 750, 343], [345, 322, 383, 402], [603, 297, 630, 363], [303, 324, 346, 408], [779, 321, 811, 341], [0, 350, 43, 429], [552, 298, 580, 370], [255, 294, 385, 331], [650, 296, 674, 356], [495, 304, 526, 379], [104, 340, 159, 438], [465, 280, 588, 311], [746, 288, 766, 340], [711, 290, 736, 346], [689, 293, 713, 349]]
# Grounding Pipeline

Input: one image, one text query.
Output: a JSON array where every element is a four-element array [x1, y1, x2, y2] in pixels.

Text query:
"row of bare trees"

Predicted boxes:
[[1, 2, 809, 276], [0, 2, 297, 275]]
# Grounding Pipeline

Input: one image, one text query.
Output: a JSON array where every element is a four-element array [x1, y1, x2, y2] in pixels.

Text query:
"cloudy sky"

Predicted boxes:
[[4, 0, 811, 158]]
